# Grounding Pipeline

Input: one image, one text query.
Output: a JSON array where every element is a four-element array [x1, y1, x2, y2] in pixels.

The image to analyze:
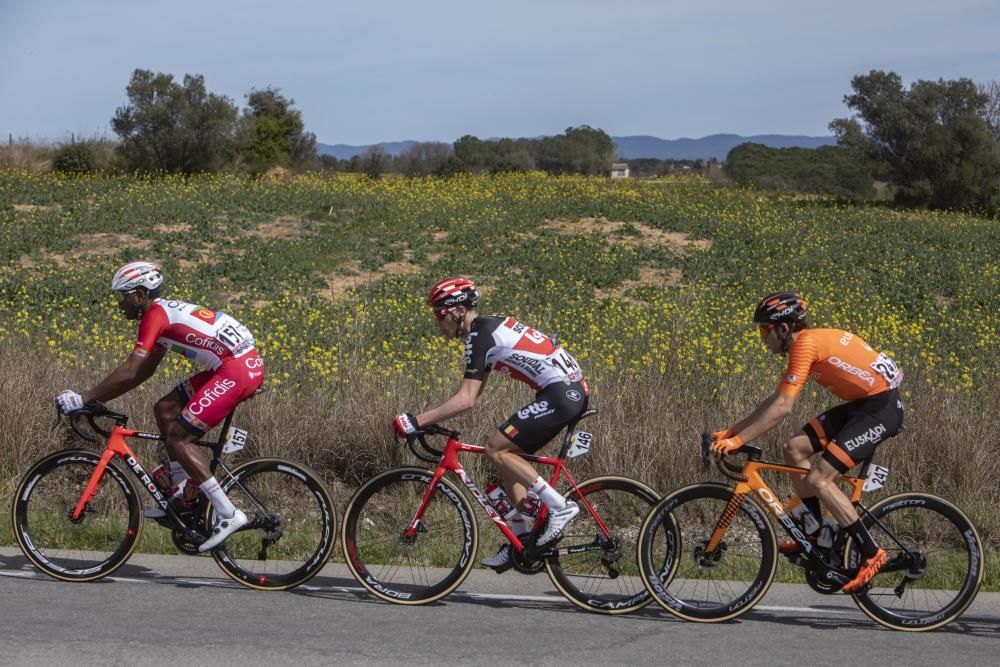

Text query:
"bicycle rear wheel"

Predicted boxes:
[[847, 492, 984, 631], [637, 482, 777, 622], [11, 449, 142, 582], [211, 458, 337, 591], [342, 467, 477, 605], [545, 476, 660, 614]]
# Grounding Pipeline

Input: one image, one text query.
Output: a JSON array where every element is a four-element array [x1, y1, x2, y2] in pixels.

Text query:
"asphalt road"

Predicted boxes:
[[1, 547, 997, 666]]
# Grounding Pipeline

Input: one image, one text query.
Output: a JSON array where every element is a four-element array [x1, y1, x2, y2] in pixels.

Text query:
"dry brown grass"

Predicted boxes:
[[0, 336, 996, 555]]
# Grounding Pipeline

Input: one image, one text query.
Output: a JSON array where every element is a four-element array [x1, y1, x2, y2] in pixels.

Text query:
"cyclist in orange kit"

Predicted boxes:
[[710, 292, 904, 592]]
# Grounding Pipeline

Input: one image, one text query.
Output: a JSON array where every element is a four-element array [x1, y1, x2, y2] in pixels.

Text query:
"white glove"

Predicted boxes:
[[56, 390, 84, 414]]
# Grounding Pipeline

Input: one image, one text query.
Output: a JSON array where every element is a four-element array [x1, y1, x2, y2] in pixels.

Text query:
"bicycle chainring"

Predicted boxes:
[[171, 528, 203, 555], [510, 549, 545, 575], [805, 565, 842, 595]]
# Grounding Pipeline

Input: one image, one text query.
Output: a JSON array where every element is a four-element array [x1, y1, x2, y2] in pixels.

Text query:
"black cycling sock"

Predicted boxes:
[[846, 519, 879, 558], [802, 495, 822, 522]]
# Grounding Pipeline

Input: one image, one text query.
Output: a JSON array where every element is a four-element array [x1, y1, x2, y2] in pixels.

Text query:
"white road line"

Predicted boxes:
[[0, 567, 850, 615]]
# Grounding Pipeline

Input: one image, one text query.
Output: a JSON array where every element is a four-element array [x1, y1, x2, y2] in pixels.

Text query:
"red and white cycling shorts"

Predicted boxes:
[[178, 350, 265, 432]]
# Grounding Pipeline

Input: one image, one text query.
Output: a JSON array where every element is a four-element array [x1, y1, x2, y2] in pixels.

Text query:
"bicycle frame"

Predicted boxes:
[[404, 432, 612, 557], [69, 407, 243, 541], [706, 455, 866, 565]]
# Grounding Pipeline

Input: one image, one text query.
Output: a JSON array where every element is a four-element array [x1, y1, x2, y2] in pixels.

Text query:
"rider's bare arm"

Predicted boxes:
[[729, 390, 796, 443], [416, 377, 485, 426], [82, 346, 166, 404]]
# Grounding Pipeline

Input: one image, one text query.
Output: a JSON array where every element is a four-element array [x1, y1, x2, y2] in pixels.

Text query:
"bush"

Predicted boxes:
[[52, 142, 96, 173]]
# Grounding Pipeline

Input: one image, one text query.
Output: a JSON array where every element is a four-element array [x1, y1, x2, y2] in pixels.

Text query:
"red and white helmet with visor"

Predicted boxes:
[[427, 277, 479, 319]]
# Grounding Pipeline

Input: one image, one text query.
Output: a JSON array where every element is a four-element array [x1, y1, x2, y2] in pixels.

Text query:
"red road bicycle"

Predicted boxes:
[[11, 398, 336, 590], [341, 409, 662, 613]]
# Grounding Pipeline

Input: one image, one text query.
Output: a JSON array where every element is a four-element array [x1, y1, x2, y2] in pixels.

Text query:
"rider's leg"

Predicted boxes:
[[154, 389, 192, 490], [484, 431, 539, 507], [783, 432, 816, 501], [807, 457, 878, 556]]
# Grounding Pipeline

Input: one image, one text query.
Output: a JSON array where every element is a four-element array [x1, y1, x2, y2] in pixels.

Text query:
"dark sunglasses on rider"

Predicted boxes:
[[759, 324, 775, 339]]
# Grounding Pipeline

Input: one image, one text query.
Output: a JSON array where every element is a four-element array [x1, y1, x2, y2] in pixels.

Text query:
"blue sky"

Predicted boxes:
[[1, 0, 997, 144]]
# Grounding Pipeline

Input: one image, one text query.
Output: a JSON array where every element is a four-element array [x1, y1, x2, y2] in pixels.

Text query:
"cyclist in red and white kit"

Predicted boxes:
[[55, 262, 265, 551], [393, 278, 589, 571]]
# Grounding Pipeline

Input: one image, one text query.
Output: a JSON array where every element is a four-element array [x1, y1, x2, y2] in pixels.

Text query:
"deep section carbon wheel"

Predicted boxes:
[[342, 467, 477, 604], [12, 449, 142, 582]]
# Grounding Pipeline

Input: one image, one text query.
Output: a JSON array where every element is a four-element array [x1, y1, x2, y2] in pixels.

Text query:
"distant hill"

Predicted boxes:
[[612, 134, 837, 161], [317, 141, 419, 160], [316, 134, 837, 162]]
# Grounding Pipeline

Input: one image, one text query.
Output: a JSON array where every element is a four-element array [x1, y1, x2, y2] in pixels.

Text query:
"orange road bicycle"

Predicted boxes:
[[341, 409, 662, 614], [636, 433, 984, 631], [11, 399, 336, 591]]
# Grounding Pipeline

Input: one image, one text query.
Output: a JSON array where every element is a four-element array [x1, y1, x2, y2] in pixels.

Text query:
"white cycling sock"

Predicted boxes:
[[510, 511, 532, 536], [200, 477, 236, 519], [529, 478, 566, 511]]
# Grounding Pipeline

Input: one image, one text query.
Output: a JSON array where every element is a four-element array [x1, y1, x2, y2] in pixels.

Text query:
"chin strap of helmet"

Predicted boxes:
[[778, 324, 794, 353], [453, 311, 464, 339], [134, 289, 151, 317]]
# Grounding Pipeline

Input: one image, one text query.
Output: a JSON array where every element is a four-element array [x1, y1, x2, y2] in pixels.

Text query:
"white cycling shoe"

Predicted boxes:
[[481, 543, 513, 571], [536, 501, 579, 548], [198, 509, 248, 552]]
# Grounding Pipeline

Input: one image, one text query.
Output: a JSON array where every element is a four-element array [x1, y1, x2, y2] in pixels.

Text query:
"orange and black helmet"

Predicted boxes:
[[753, 291, 808, 325]]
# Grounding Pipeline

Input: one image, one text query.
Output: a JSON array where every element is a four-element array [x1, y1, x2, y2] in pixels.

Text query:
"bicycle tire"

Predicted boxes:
[[11, 448, 142, 582], [637, 482, 778, 622], [342, 467, 477, 605], [211, 458, 337, 591], [545, 476, 661, 614], [846, 492, 984, 631]]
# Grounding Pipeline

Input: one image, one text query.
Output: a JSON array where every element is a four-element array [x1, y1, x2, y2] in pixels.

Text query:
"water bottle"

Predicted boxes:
[[789, 503, 820, 535], [151, 465, 175, 494], [817, 516, 839, 549], [485, 482, 516, 519]]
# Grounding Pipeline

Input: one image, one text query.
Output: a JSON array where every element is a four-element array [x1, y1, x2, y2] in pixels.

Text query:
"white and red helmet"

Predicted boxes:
[[426, 277, 479, 316], [111, 261, 163, 293]]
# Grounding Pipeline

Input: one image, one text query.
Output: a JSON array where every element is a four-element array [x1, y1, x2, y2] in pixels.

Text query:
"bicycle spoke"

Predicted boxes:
[[212, 459, 336, 590], [545, 477, 659, 614], [850, 493, 984, 630], [13, 451, 140, 582], [343, 469, 476, 604]]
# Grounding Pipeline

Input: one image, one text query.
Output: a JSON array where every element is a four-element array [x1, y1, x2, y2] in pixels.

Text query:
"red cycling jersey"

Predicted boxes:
[[133, 298, 264, 432], [134, 299, 255, 369]]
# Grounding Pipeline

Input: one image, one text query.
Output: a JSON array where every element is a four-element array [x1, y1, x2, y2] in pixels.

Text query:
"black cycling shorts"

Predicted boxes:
[[498, 380, 589, 453], [803, 388, 904, 473]]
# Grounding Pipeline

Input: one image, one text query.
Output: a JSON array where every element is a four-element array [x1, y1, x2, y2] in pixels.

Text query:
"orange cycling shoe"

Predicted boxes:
[[842, 547, 889, 593]]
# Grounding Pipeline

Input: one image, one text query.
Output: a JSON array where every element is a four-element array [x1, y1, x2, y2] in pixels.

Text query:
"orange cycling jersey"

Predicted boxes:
[[777, 329, 903, 401]]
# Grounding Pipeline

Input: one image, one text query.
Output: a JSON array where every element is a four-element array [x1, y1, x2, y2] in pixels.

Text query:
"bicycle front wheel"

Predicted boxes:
[[211, 458, 337, 591], [847, 492, 984, 631], [342, 467, 477, 605], [637, 482, 777, 622], [11, 449, 142, 582], [545, 476, 660, 614]]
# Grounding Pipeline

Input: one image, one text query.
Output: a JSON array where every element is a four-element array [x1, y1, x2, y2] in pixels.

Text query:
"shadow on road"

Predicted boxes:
[[741, 607, 1000, 638]]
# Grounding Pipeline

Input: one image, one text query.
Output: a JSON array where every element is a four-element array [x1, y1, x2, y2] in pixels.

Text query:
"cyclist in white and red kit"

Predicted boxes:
[[393, 278, 589, 571], [55, 261, 265, 551]]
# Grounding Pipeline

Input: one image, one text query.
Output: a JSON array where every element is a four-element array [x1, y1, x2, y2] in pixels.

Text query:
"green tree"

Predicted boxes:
[[831, 70, 1000, 210], [111, 69, 238, 172], [52, 142, 95, 174], [725, 143, 876, 199], [237, 87, 317, 172]]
